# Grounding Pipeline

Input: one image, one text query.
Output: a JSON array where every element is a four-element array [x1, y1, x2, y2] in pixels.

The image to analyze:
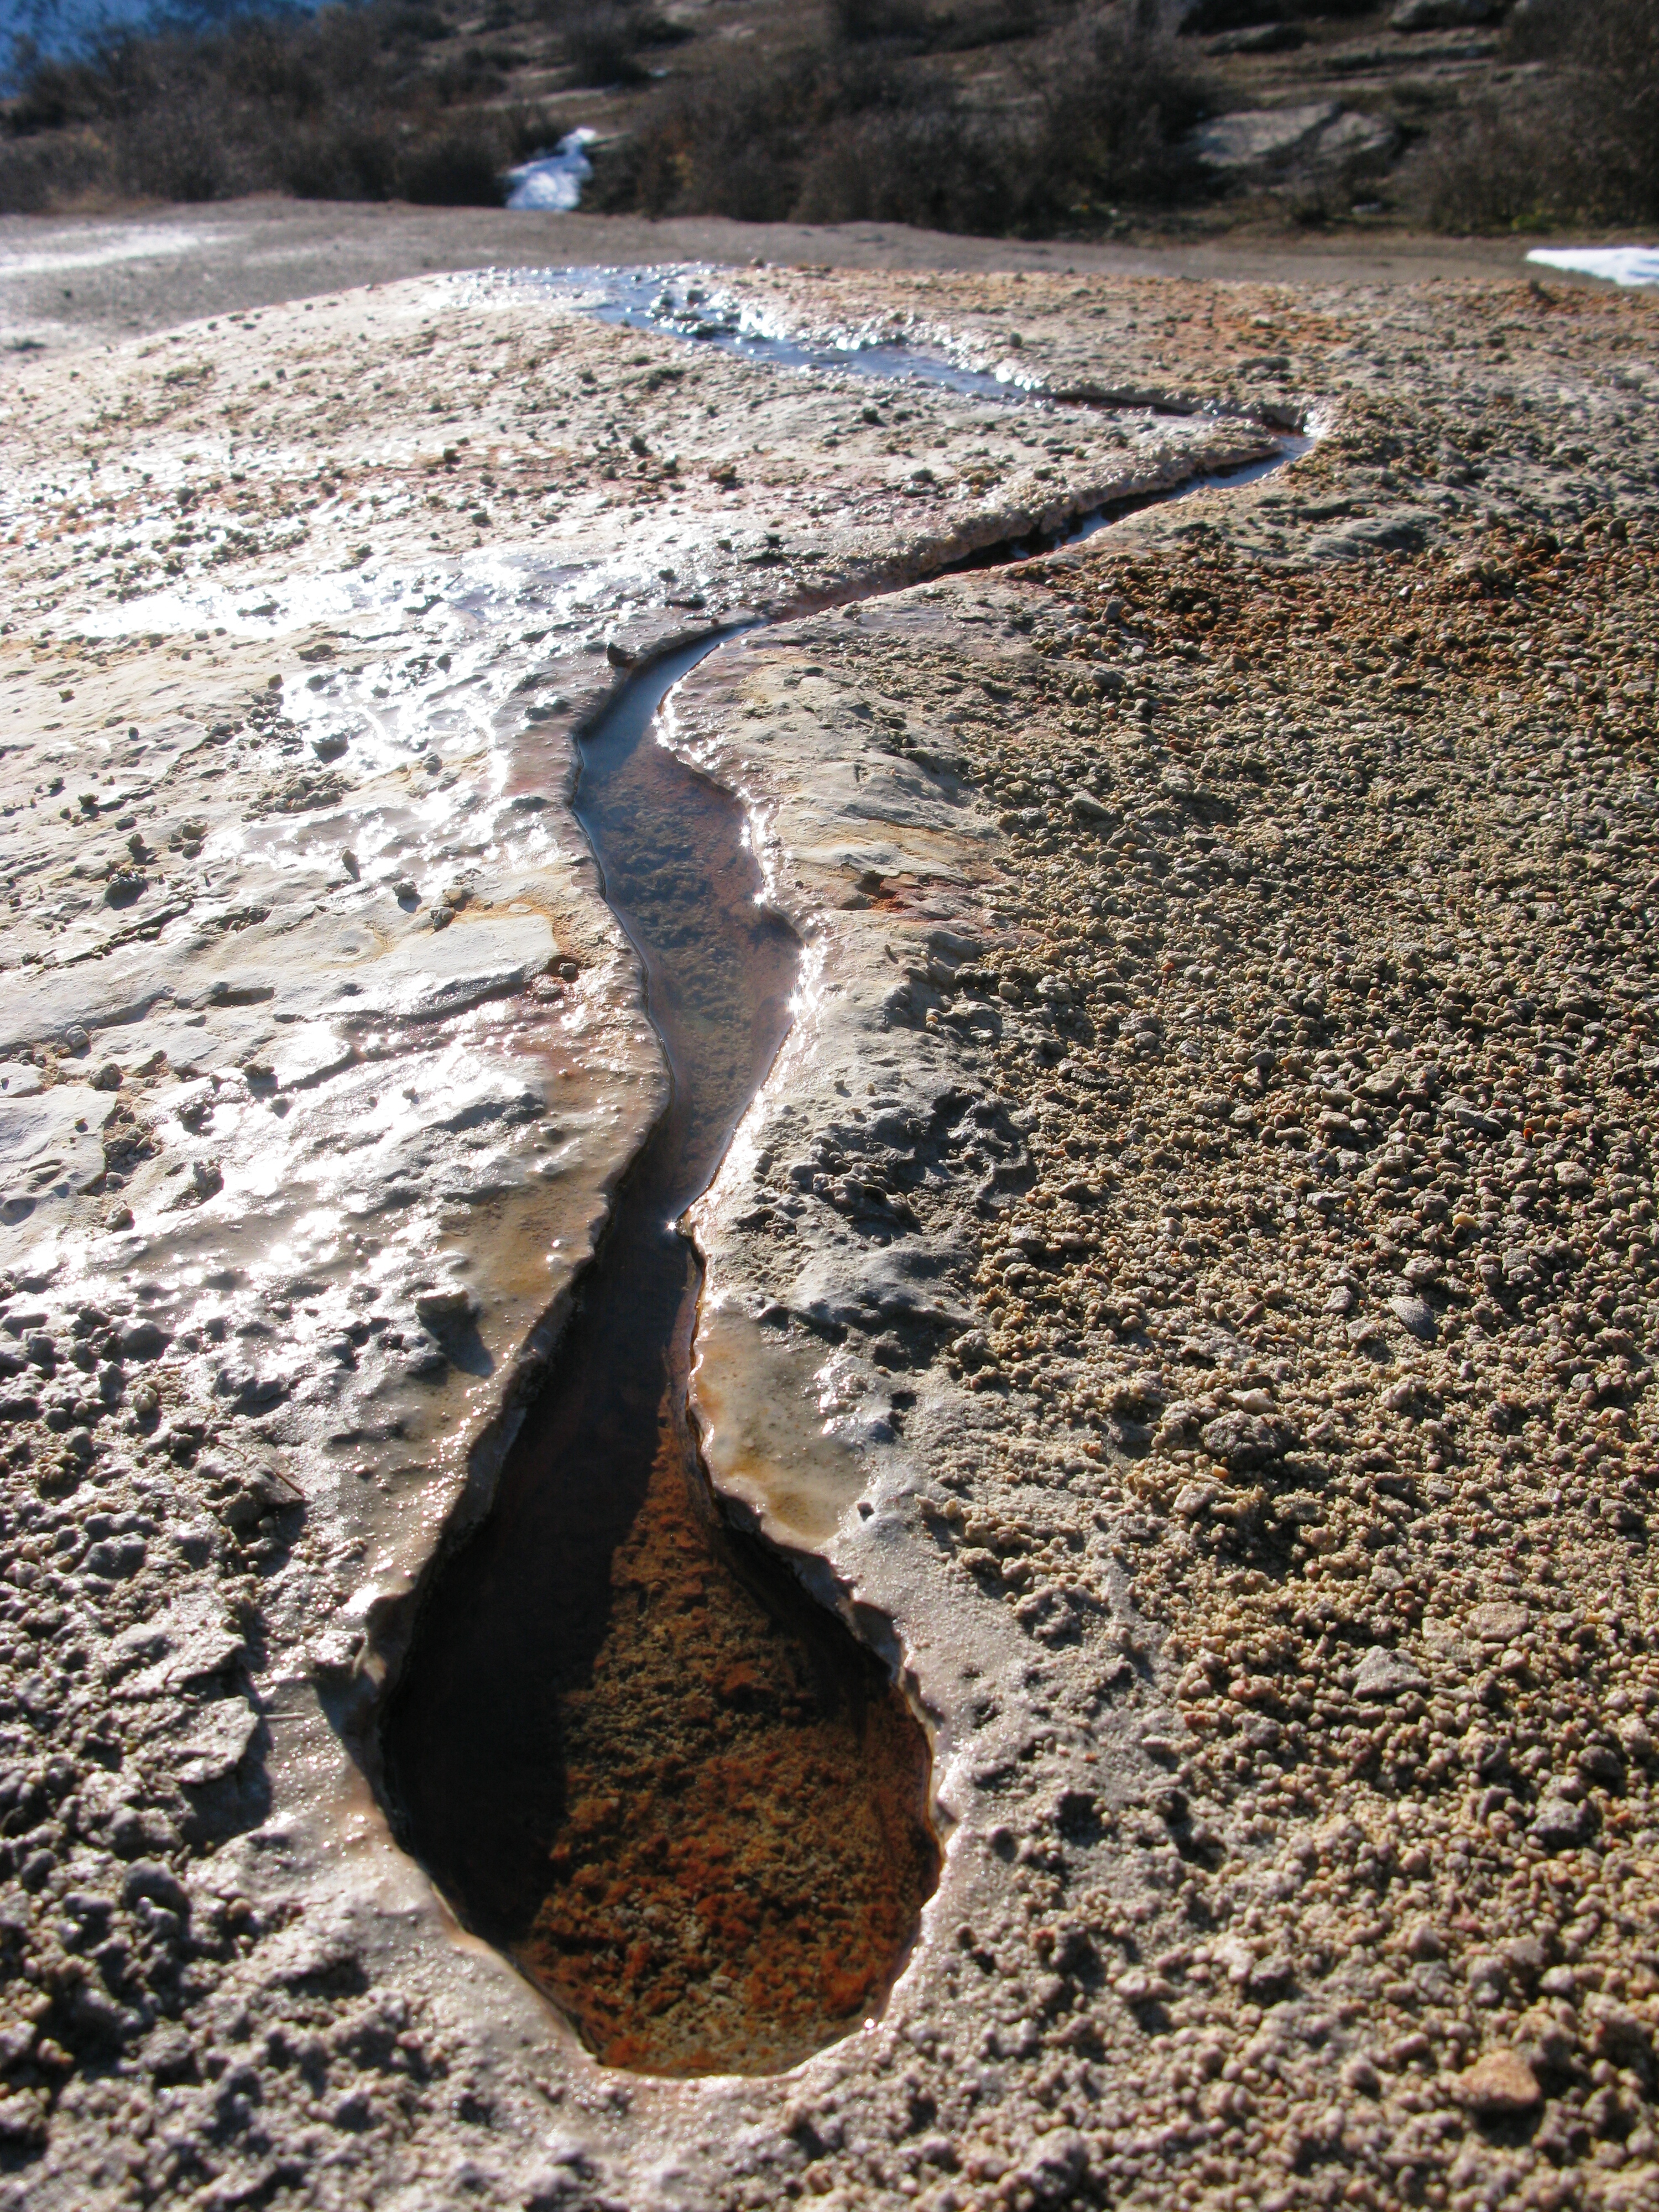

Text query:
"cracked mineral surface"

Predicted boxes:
[[0, 243, 1655, 2211]]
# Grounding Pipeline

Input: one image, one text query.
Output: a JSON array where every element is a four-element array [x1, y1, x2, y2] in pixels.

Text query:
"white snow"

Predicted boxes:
[[505, 130, 596, 213], [1526, 246, 1659, 289]]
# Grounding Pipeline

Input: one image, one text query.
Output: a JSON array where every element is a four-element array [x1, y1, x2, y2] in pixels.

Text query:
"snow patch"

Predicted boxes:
[[1526, 246, 1659, 289], [505, 129, 596, 213]]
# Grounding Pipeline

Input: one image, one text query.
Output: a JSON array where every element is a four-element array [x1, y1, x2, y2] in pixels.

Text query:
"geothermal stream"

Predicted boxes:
[[382, 275, 1311, 2080], [382, 624, 942, 2079]]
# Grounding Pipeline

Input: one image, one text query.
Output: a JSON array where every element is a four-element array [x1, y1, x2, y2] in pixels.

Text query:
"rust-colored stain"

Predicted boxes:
[[518, 1423, 935, 2077], [384, 630, 938, 2079]]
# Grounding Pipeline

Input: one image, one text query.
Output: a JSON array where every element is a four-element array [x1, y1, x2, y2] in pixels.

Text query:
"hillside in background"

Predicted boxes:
[[1, 0, 1655, 236]]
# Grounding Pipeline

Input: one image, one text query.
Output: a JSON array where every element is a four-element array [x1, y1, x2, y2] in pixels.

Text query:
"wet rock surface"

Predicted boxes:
[[0, 252, 1655, 2206]]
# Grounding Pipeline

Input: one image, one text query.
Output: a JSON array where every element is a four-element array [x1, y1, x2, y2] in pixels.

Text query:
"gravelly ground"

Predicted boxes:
[[0, 241, 1655, 2211]]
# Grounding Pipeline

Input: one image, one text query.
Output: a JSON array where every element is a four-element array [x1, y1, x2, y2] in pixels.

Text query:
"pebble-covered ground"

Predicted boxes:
[[677, 272, 1659, 2212], [0, 249, 1654, 2210]]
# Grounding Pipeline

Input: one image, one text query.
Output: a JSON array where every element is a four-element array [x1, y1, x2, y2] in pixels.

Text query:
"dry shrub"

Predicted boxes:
[[2, 0, 1212, 226], [530, 0, 688, 88], [1417, 0, 1659, 230], [0, 1, 557, 210], [1030, 5, 1215, 218], [0, 126, 107, 213], [628, 6, 1214, 233]]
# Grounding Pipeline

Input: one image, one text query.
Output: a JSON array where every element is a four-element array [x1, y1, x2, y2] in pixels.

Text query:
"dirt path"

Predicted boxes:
[[0, 196, 1573, 354]]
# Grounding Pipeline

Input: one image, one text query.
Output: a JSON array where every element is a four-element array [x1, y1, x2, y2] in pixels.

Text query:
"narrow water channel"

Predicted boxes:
[[382, 634, 939, 2077], [381, 310, 1311, 2075]]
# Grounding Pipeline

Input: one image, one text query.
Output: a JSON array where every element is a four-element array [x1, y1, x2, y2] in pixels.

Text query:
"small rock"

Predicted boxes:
[[1616, 1713, 1656, 1762], [1174, 1481, 1219, 1519], [1019, 2128, 1088, 2206], [414, 1286, 480, 1331], [1455, 2048, 1540, 2116], [1249, 1953, 1295, 2002], [139, 2024, 196, 2084], [0, 2092, 46, 2151], [1501, 1934, 1547, 1990], [1389, 1293, 1436, 1341], [1578, 1741, 1624, 1788], [1587, 1997, 1653, 2074], [1353, 1646, 1428, 1699], [309, 1631, 361, 1684], [1470, 1600, 1530, 1642], [1200, 1408, 1297, 1470], [1531, 1794, 1599, 1851], [119, 1320, 170, 1362], [1466, 1952, 1509, 2006]]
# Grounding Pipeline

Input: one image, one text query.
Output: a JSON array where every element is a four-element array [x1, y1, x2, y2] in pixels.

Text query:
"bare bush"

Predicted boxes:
[[0, 1, 555, 210], [529, 0, 688, 88], [628, 7, 1213, 232], [1025, 7, 1214, 222], [0, 0, 1214, 226], [0, 125, 107, 213], [1417, 0, 1659, 230]]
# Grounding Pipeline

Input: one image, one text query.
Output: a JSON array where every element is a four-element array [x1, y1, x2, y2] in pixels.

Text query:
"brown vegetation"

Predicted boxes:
[[0, 2, 559, 210], [1, 0, 1655, 233], [1416, 0, 1659, 232], [617, 9, 1214, 233]]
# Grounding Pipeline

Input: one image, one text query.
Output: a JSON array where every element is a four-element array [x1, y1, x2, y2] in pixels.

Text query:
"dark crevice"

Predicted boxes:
[[382, 632, 938, 2078]]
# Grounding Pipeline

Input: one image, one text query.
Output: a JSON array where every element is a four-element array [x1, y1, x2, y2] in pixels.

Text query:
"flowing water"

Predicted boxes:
[[520, 264, 1051, 401]]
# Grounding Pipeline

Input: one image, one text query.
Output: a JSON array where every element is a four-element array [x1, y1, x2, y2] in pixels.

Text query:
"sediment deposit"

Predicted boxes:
[[0, 252, 1655, 2211]]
